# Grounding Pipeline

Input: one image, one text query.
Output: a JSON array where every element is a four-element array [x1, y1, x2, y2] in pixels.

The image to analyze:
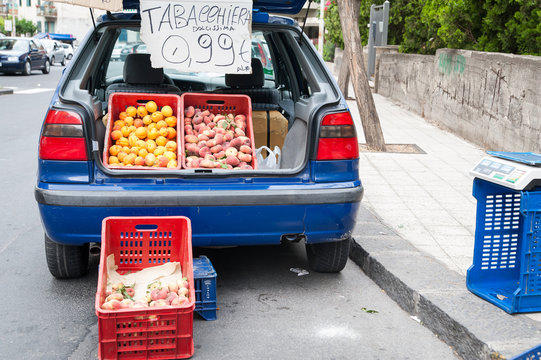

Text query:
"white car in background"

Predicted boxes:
[[111, 43, 124, 61], [39, 39, 66, 66], [61, 43, 74, 60]]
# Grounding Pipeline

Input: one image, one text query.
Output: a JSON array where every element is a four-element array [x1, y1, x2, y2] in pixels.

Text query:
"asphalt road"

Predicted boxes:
[[0, 64, 459, 359]]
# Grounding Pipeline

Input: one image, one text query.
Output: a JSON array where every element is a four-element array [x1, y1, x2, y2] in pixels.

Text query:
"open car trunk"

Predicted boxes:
[[59, 18, 341, 176]]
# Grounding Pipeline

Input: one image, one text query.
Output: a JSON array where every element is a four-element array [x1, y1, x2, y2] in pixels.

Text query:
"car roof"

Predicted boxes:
[[96, 11, 297, 26], [120, 0, 306, 15]]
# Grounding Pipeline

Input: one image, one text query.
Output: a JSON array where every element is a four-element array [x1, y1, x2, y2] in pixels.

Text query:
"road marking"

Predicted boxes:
[[14, 88, 54, 94]]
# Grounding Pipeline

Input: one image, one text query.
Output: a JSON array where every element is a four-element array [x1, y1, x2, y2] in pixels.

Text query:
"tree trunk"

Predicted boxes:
[[337, 0, 386, 151], [337, 48, 350, 98]]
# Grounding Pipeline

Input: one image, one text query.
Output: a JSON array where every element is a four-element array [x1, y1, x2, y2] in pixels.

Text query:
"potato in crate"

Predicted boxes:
[[95, 216, 194, 360]]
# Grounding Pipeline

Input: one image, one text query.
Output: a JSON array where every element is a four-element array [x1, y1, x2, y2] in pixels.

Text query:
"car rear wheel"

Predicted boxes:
[[42, 60, 50, 74], [45, 234, 89, 279], [51, 55, 55, 65], [61, 56, 66, 66], [305, 237, 351, 273], [67, 54, 73, 60], [22, 60, 31, 76]]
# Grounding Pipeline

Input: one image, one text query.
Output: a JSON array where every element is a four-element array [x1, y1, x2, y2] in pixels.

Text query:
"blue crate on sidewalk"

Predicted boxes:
[[193, 256, 217, 320], [510, 343, 541, 360], [467, 179, 541, 313]]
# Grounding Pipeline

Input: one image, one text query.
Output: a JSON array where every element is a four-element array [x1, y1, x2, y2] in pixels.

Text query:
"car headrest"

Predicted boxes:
[[225, 58, 265, 88], [123, 53, 164, 84]]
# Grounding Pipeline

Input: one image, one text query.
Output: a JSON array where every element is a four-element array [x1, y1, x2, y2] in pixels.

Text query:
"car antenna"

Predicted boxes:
[[298, 0, 313, 45], [89, 8, 96, 31], [106, 11, 119, 20]]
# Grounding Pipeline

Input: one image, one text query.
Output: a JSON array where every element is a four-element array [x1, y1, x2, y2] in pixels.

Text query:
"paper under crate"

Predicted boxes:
[[96, 216, 195, 360]]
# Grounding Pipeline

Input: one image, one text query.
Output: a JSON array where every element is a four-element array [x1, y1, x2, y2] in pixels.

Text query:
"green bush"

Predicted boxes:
[[16, 19, 37, 37], [324, 0, 421, 49], [324, 1, 343, 50], [323, 40, 336, 61], [323, 0, 541, 56], [478, 0, 541, 55], [0, 17, 8, 35]]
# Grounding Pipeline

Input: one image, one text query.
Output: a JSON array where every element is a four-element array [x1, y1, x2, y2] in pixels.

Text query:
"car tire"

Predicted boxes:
[[22, 60, 32, 76], [51, 56, 55, 65], [67, 54, 73, 60], [42, 60, 50, 74], [44, 234, 89, 279], [61, 57, 66, 66], [305, 237, 351, 273]]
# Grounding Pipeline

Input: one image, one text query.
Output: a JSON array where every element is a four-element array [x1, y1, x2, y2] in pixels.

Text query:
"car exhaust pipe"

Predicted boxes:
[[89, 243, 101, 256], [281, 234, 306, 243]]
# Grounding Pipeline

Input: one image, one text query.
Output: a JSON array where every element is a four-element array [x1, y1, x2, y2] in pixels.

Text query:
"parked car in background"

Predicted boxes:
[[111, 43, 124, 61], [61, 43, 74, 60], [119, 42, 147, 61], [39, 39, 66, 66], [0, 37, 50, 75]]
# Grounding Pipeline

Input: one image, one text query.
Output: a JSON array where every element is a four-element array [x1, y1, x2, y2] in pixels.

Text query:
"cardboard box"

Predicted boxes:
[[252, 110, 288, 156]]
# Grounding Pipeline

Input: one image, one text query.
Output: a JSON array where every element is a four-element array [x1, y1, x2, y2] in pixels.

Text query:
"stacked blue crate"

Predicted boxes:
[[193, 256, 218, 320]]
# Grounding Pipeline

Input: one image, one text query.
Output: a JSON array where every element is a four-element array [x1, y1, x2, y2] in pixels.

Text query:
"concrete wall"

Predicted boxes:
[[376, 49, 541, 152]]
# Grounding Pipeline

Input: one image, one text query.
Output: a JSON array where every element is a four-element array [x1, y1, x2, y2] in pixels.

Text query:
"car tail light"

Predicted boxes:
[[39, 110, 88, 161], [316, 112, 359, 160]]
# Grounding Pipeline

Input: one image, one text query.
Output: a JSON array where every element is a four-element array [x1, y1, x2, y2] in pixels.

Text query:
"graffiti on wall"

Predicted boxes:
[[438, 53, 466, 75]]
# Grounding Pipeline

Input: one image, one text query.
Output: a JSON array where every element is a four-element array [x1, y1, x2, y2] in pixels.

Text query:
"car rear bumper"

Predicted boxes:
[[35, 183, 363, 246], [35, 185, 362, 207]]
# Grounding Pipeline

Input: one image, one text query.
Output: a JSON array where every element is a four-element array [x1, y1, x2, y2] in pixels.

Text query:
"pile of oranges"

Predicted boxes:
[[107, 101, 178, 168]]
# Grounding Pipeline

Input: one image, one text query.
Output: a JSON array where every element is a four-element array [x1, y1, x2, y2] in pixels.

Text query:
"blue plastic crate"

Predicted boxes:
[[193, 256, 217, 320], [467, 178, 541, 313], [510, 343, 541, 360]]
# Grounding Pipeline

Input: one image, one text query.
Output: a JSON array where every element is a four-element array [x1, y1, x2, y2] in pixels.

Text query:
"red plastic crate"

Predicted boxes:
[[181, 92, 257, 169], [103, 93, 183, 170], [96, 216, 194, 360]]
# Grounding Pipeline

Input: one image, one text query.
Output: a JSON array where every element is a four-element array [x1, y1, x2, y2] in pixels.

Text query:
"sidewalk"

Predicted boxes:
[[348, 92, 541, 359]]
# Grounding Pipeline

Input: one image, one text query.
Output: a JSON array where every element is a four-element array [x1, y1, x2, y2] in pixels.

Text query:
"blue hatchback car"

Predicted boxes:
[[0, 37, 50, 75], [35, 0, 363, 278]]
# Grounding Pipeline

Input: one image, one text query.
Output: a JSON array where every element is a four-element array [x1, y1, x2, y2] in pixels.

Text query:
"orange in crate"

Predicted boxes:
[[103, 93, 183, 170], [96, 216, 194, 360]]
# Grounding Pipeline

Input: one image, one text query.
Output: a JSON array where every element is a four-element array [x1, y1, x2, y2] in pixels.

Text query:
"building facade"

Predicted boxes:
[[1, 0, 103, 44]]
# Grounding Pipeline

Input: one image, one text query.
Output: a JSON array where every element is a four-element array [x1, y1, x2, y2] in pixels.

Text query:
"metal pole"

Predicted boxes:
[[382, 1, 390, 46], [367, 4, 376, 77], [11, 0, 16, 36], [318, 0, 324, 54]]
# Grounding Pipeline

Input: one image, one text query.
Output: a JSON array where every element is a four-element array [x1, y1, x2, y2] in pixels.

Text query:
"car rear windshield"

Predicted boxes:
[[104, 28, 276, 91]]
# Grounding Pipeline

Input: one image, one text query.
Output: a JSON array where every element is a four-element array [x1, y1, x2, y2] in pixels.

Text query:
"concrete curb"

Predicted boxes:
[[351, 206, 541, 360], [0, 88, 14, 96]]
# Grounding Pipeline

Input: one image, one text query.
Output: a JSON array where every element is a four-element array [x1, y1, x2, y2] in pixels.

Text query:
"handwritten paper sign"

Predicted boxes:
[[140, 0, 252, 74], [53, 0, 123, 12]]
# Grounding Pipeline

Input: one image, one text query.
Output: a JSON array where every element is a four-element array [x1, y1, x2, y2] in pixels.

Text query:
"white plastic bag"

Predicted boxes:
[[255, 146, 281, 169]]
